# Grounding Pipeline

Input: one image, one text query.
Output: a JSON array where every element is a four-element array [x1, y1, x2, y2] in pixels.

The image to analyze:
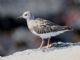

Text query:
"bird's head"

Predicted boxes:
[[17, 11, 34, 22], [22, 11, 31, 19]]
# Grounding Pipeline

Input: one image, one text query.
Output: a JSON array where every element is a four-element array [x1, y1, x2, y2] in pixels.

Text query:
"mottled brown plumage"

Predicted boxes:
[[19, 11, 71, 48], [28, 18, 70, 34]]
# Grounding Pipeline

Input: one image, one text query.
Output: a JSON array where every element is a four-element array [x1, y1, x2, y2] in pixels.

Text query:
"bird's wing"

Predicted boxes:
[[30, 18, 69, 34]]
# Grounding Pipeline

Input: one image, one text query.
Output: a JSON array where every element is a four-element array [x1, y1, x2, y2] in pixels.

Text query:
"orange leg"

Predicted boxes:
[[46, 37, 52, 48], [39, 39, 44, 48]]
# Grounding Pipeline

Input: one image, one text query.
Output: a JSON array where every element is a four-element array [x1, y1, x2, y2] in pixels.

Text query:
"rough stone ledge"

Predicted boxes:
[[1, 42, 80, 60]]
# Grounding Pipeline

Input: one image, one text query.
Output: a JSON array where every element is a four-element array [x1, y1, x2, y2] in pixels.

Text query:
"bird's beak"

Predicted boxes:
[[16, 16, 23, 19]]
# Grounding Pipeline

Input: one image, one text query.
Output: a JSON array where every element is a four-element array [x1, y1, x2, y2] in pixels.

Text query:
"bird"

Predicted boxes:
[[18, 11, 71, 48]]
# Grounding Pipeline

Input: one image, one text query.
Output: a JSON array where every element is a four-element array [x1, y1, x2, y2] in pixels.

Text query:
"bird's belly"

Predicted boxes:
[[31, 30, 69, 39]]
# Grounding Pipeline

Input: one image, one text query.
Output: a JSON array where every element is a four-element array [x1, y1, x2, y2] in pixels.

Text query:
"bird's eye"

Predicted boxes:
[[25, 14, 27, 16]]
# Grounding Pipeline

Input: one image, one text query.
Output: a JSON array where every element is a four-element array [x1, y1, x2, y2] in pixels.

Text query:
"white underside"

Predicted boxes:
[[31, 30, 69, 39]]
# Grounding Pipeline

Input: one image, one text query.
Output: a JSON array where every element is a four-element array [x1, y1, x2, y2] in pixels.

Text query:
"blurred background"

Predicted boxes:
[[0, 0, 80, 56]]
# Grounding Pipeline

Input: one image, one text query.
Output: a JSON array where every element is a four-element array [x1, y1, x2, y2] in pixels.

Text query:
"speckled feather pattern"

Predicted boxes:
[[27, 18, 70, 34]]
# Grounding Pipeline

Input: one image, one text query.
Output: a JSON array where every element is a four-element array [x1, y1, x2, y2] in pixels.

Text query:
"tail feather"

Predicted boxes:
[[64, 26, 72, 30]]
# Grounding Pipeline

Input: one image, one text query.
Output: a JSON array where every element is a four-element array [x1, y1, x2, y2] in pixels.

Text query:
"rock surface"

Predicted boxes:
[[1, 43, 80, 60]]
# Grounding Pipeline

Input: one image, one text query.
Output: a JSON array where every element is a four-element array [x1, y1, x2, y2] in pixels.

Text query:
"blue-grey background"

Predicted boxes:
[[0, 0, 80, 56]]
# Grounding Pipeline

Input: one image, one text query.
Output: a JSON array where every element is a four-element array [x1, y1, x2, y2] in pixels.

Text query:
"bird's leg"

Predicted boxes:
[[39, 39, 44, 48], [46, 37, 51, 48]]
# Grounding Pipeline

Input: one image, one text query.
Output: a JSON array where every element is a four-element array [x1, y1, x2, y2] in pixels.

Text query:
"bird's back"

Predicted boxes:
[[27, 18, 70, 34]]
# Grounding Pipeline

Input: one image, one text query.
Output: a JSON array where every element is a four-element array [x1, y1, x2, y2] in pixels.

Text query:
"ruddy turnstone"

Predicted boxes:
[[18, 11, 71, 48]]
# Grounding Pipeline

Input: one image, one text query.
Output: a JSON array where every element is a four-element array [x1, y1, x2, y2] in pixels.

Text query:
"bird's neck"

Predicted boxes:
[[26, 17, 32, 27], [26, 16, 34, 23], [26, 18, 30, 24], [26, 16, 34, 25]]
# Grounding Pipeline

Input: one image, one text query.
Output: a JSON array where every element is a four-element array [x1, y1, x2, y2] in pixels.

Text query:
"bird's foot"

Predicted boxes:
[[42, 44, 52, 48], [46, 44, 52, 48]]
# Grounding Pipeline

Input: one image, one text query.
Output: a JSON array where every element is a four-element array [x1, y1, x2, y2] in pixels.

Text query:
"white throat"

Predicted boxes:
[[26, 18, 31, 26]]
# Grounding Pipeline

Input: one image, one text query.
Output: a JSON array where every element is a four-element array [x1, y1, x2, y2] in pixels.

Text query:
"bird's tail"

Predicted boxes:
[[63, 26, 72, 31]]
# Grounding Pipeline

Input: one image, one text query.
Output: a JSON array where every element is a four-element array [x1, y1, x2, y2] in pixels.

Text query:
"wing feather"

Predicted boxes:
[[29, 18, 69, 34]]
